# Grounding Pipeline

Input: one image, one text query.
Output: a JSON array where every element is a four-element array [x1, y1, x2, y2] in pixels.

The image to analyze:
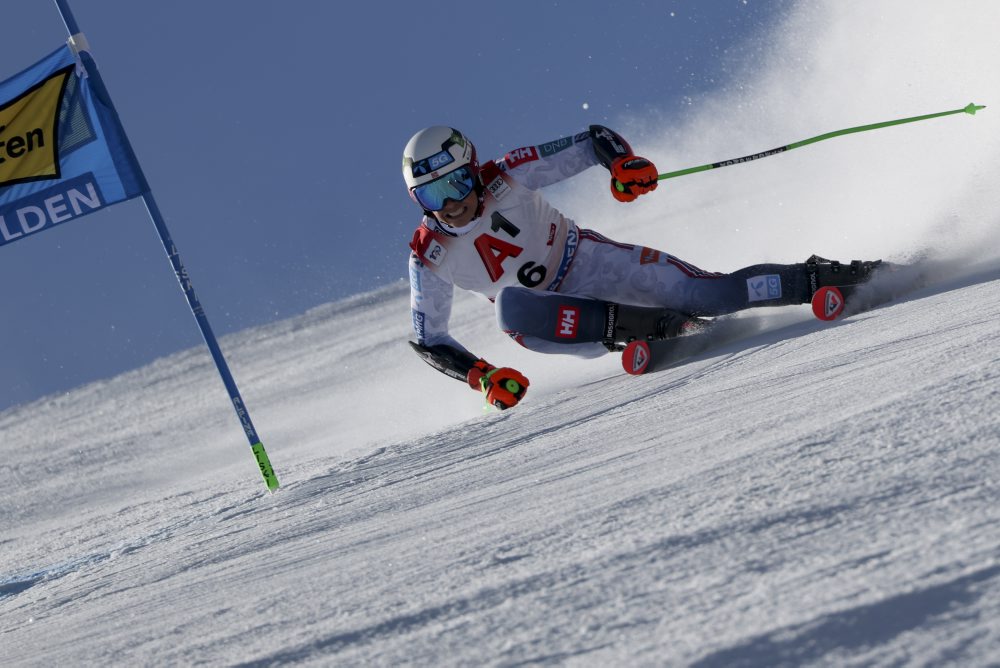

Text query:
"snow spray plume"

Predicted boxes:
[[566, 0, 1000, 281]]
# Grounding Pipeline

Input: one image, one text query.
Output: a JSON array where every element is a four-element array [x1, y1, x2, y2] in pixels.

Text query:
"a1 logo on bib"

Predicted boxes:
[[812, 286, 845, 321]]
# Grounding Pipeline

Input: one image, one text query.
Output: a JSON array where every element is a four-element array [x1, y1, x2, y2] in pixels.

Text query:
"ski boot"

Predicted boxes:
[[603, 302, 709, 351], [804, 254, 884, 320]]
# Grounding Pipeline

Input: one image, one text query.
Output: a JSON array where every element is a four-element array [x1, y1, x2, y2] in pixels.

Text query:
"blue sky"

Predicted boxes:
[[0, 1, 793, 410]]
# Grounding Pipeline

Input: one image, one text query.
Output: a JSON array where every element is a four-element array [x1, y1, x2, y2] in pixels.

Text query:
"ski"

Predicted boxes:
[[810, 260, 927, 322], [811, 286, 846, 321], [621, 317, 751, 375], [623, 260, 932, 375]]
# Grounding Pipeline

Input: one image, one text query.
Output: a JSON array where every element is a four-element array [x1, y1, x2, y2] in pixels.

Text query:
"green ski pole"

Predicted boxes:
[[616, 102, 985, 189]]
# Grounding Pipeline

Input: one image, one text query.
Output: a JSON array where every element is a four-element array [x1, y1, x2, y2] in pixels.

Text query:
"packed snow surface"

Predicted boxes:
[[4, 0, 1000, 664], [3, 264, 1000, 666]]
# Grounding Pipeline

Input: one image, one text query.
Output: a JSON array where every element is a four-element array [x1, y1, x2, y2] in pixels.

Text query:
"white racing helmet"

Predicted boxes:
[[402, 126, 479, 212]]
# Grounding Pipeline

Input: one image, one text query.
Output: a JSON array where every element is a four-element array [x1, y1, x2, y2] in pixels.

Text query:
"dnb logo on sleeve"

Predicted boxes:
[[747, 274, 782, 302]]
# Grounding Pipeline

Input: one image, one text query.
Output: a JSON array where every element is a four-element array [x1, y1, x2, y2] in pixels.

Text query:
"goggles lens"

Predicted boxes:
[[411, 165, 476, 211]]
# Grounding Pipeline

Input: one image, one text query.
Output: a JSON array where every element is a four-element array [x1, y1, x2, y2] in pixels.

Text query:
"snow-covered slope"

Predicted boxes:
[[3, 264, 1000, 666], [4, 0, 1000, 664]]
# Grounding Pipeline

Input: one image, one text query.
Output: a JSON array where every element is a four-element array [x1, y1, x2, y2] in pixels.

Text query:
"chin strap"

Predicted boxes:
[[473, 187, 486, 219]]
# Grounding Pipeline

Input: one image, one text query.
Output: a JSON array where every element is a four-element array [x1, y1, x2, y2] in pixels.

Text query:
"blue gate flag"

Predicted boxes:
[[4, 0, 279, 491], [0, 45, 146, 247]]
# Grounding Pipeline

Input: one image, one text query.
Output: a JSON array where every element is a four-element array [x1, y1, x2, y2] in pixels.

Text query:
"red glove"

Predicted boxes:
[[610, 156, 658, 202], [467, 360, 530, 410]]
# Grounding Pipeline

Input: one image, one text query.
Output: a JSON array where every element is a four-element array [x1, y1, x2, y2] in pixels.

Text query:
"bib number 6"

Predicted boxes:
[[516, 261, 547, 288]]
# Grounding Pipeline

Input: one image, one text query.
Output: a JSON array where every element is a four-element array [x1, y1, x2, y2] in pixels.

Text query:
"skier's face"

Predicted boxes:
[[432, 187, 478, 228]]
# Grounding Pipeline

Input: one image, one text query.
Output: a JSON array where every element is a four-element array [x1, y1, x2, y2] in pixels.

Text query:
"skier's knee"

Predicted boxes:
[[495, 286, 538, 333], [496, 287, 610, 343]]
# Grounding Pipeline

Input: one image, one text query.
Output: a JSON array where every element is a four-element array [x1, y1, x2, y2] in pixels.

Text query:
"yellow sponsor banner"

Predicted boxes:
[[0, 67, 71, 187]]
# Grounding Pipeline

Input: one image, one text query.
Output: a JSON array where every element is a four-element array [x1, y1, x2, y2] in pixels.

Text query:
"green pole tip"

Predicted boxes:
[[614, 180, 625, 192], [251, 442, 279, 491], [964, 103, 986, 115]]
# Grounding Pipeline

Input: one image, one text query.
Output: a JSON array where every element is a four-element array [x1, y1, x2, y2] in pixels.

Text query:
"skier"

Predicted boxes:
[[405, 125, 882, 410]]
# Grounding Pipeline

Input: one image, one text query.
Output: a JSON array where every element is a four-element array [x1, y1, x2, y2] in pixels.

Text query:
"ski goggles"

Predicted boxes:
[[410, 165, 476, 212]]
